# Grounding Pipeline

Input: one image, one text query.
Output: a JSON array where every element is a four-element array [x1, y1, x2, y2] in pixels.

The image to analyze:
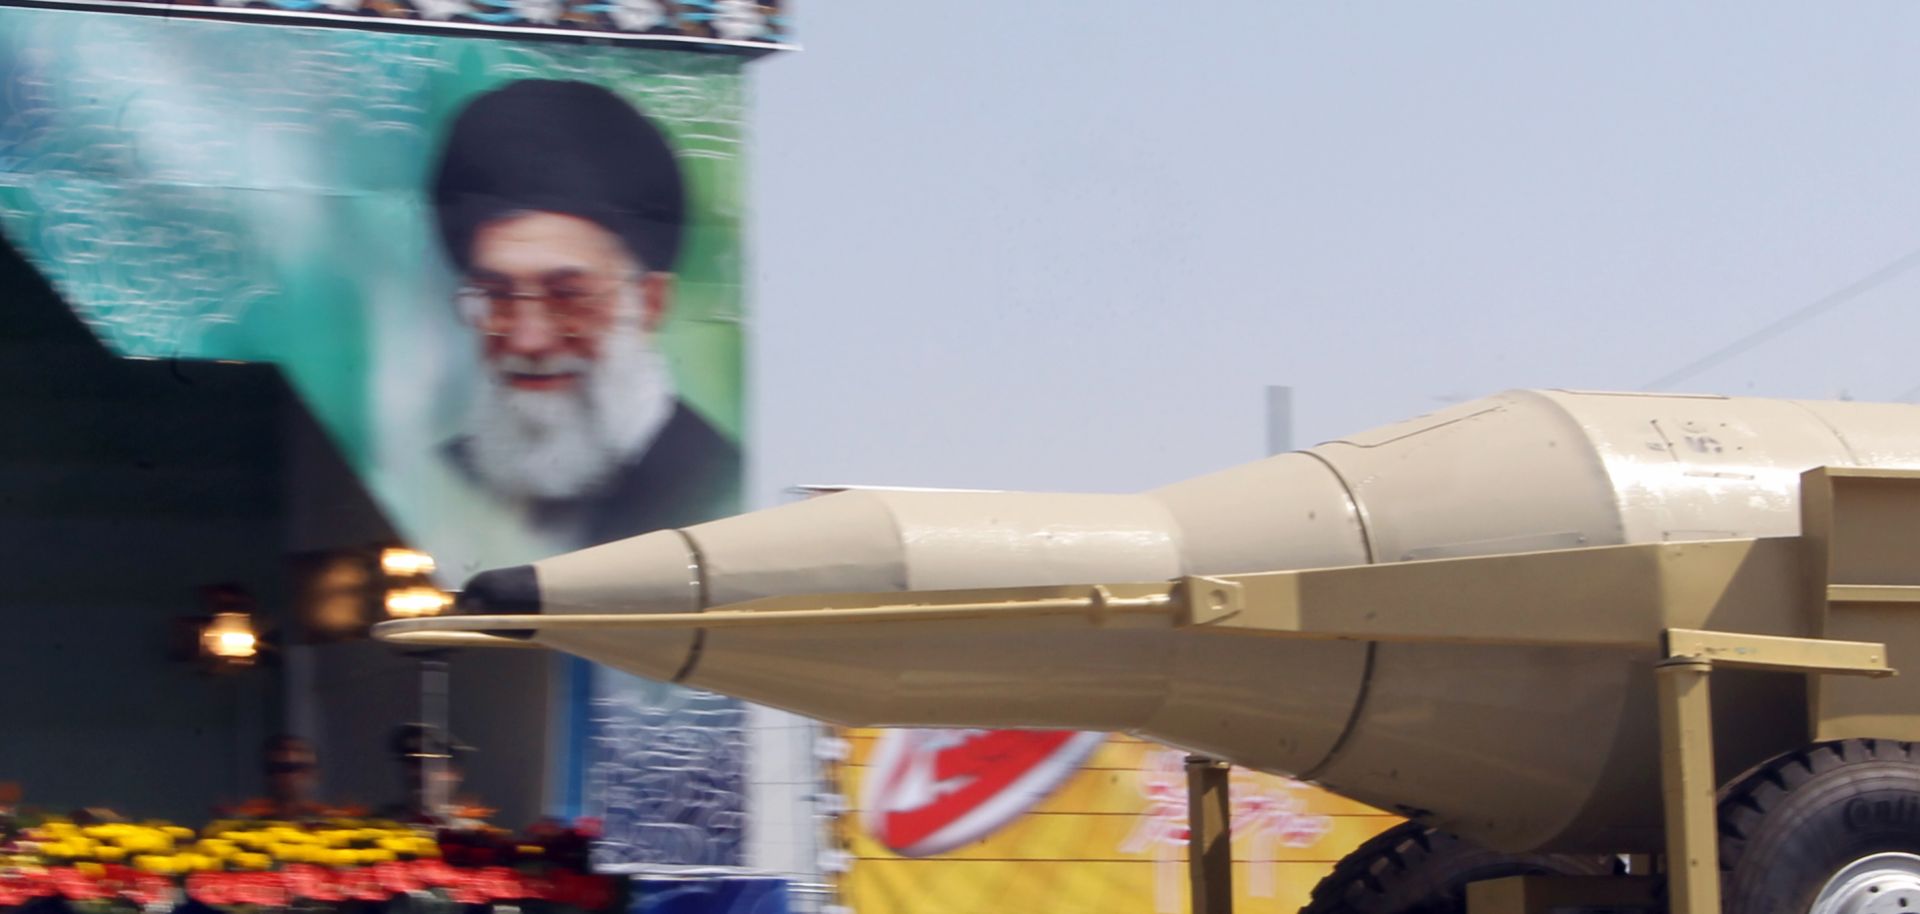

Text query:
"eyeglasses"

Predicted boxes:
[[454, 274, 636, 340]]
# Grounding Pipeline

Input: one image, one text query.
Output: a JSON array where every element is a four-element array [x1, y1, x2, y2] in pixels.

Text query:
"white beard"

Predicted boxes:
[[467, 296, 675, 503]]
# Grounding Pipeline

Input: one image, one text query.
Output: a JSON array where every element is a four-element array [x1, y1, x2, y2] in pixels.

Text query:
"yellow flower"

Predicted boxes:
[[163, 826, 196, 841], [42, 842, 76, 859], [117, 832, 165, 854], [74, 862, 105, 878], [94, 846, 127, 863], [132, 855, 175, 876], [516, 845, 544, 856], [234, 852, 272, 871]]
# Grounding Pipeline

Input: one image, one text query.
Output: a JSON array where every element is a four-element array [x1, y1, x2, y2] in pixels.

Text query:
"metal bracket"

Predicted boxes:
[[1663, 628, 1893, 677], [1176, 576, 1244, 626], [1655, 627, 1894, 914]]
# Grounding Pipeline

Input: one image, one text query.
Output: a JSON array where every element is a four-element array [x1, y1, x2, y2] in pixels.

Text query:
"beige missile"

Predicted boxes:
[[381, 389, 1920, 854]]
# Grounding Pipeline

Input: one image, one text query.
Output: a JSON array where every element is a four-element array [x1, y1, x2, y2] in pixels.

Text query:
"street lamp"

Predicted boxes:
[[380, 548, 437, 578], [200, 612, 259, 664], [373, 547, 457, 820], [385, 586, 453, 618]]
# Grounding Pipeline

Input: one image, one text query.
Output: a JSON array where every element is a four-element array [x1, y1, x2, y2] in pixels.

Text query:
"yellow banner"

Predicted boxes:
[[831, 729, 1400, 914]]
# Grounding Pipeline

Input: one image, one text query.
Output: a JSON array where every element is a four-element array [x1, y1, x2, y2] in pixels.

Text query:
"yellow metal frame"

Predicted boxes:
[[1801, 467, 1920, 744], [373, 467, 1920, 914], [1651, 627, 1890, 914], [379, 575, 1895, 914], [1185, 756, 1233, 914]]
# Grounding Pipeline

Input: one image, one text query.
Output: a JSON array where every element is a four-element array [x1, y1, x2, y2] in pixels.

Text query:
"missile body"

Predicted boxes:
[[451, 390, 1920, 853]]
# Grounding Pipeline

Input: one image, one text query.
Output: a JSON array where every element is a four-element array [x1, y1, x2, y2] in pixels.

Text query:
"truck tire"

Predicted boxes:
[[1299, 821, 1611, 914], [1719, 738, 1920, 913]]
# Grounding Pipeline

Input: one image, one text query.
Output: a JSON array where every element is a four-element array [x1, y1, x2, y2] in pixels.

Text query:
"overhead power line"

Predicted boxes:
[[1642, 242, 1920, 392]]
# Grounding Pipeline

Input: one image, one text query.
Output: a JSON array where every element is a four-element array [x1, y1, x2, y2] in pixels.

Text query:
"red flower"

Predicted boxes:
[[286, 863, 348, 902], [410, 858, 460, 887], [373, 861, 424, 894], [231, 873, 290, 908], [51, 867, 109, 901], [546, 871, 615, 910], [18, 872, 56, 899], [337, 867, 392, 902], [445, 874, 490, 905], [131, 873, 173, 907], [473, 867, 526, 901], [185, 872, 233, 906], [520, 874, 555, 902]]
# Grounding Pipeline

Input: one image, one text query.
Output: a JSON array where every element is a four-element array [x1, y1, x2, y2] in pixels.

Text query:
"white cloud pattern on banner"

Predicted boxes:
[[609, 0, 665, 33], [585, 680, 748, 867], [710, 0, 765, 41]]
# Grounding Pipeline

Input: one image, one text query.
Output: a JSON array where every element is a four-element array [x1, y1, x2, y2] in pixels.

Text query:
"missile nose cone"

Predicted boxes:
[[457, 564, 540, 615]]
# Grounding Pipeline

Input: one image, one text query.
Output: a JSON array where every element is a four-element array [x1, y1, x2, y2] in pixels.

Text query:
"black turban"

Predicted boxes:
[[431, 79, 687, 273]]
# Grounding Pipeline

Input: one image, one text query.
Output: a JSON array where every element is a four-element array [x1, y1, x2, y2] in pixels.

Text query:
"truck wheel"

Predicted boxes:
[[1720, 738, 1920, 914], [1299, 821, 1611, 914]]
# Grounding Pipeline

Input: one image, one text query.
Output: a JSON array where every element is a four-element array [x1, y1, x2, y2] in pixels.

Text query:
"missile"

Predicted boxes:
[[380, 389, 1920, 853]]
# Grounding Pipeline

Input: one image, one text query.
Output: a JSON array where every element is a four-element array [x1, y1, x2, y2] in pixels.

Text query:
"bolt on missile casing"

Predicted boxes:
[[388, 389, 1920, 854]]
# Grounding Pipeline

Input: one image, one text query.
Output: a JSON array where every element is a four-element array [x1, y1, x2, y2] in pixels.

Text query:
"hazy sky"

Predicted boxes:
[[747, 3, 1920, 502]]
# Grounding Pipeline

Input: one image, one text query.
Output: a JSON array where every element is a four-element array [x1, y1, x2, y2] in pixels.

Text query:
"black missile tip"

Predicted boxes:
[[456, 564, 541, 616]]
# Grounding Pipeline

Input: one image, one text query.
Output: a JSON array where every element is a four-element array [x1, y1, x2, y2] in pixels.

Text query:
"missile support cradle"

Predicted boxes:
[[375, 390, 1920, 913]]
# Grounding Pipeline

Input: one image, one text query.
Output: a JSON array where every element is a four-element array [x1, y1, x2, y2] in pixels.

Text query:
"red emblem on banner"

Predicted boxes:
[[860, 729, 1106, 857]]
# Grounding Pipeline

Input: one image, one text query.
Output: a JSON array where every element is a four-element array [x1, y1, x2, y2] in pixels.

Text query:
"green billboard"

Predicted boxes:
[[0, 7, 744, 569], [0, 6, 750, 863]]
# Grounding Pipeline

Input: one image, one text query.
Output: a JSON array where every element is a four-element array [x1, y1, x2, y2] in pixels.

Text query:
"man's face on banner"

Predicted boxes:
[[458, 210, 676, 502]]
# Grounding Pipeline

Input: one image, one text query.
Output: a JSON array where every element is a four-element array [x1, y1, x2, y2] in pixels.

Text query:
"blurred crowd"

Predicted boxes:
[[244, 725, 487, 828]]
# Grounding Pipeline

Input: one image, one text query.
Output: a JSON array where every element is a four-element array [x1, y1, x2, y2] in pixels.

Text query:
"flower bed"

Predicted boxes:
[[0, 817, 617, 914]]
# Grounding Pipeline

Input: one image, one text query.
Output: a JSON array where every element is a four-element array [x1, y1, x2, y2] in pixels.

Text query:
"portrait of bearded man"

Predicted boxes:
[[429, 78, 739, 546]]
